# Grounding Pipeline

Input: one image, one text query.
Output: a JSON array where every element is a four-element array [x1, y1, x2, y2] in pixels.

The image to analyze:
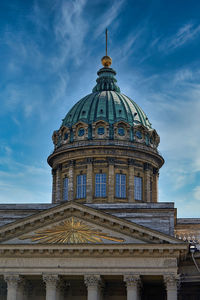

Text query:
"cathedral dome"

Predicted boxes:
[[52, 65, 159, 150], [48, 56, 164, 205], [62, 90, 151, 129], [62, 68, 151, 130]]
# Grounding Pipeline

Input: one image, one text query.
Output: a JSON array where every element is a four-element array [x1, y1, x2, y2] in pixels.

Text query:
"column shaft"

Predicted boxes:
[[52, 169, 56, 203], [55, 165, 62, 203], [84, 275, 101, 300], [86, 160, 93, 203], [144, 167, 151, 202], [43, 274, 59, 300], [4, 275, 22, 300], [68, 162, 74, 201], [128, 164, 134, 202], [124, 275, 141, 300], [108, 163, 114, 202], [152, 172, 159, 202], [164, 274, 179, 300]]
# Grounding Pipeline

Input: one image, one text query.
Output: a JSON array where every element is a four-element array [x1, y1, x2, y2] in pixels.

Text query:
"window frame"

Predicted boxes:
[[63, 177, 69, 201], [95, 173, 106, 197], [115, 173, 126, 198], [76, 174, 86, 199], [134, 176, 143, 201]]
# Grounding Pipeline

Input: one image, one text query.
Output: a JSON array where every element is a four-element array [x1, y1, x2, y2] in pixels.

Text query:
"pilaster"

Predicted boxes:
[[152, 168, 159, 202], [108, 158, 115, 202], [128, 159, 134, 202], [86, 158, 93, 203], [68, 161, 74, 201], [55, 164, 62, 203], [51, 169, 56, 203], [144, 163, 151, 202]]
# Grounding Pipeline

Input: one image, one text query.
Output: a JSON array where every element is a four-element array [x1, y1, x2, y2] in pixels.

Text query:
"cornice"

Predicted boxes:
[[47, 142, 164, 168], [0, 243, 188, 258]]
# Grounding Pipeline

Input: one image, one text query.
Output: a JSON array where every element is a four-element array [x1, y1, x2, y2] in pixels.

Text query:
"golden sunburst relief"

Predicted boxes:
[[20, 218, 124, 244]]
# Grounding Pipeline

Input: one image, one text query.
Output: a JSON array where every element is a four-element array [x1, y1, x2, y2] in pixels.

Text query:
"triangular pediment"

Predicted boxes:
[[0, 202, 185, 246]]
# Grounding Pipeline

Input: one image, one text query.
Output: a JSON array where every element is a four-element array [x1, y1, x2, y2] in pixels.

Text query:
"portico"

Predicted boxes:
[[1, 272, 180, 300], [0, 202, 187, 300]]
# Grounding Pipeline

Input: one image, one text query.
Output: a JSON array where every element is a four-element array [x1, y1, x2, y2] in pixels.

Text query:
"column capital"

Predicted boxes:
[[43, 274, 59, 287], [4, 274, 23, 287], [124, 274, 141, 287], [163, 273, 180, 289], [84, 275, 101, 287], [86, 157, 93, 164]]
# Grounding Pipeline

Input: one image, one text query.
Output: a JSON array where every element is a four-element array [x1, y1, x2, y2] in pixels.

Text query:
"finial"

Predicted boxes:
[[101, 28, 112, 67]]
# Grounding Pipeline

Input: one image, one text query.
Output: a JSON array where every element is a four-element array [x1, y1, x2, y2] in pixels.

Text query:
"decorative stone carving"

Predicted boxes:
[[164, 274, 180, 288], [4, 274, 22, 287], [43, 274, 59, 287], [124, 274, 141, 287], [84, 275, 101, 287]]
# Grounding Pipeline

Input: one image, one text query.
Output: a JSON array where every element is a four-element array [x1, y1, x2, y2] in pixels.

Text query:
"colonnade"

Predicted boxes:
[[3, 273, 179, 300]]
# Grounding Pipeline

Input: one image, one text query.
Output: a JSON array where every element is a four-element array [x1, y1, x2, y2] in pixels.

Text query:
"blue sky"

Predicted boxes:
[[0, 0, 200, 217]]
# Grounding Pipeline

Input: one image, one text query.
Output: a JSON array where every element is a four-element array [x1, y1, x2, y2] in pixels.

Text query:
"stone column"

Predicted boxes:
[[68, 160, 74, 201], [144, 163, 151, 202], [4, 274, 22, 300], [124, 274, 141, 300], [55, 164, 62, 203], [52, 169, 56, 203], [56, 280, 68, 300], [152, 168, 159, 203], [84, 275, 101, 300], [128, 159, 134, 202], [86, 158, 93, 203], [164, 274, 179, 300], [108, 158, 115, 202], [43, 274, 59, 300]]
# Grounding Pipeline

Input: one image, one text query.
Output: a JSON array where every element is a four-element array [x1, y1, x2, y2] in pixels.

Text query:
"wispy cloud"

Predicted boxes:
[[159, 22, 200, 53], [94, 0, 125, 37]]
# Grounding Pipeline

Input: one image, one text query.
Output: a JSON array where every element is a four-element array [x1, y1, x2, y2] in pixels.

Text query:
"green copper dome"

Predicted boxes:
[[62, 67, 151, 129], [62, 91, 151, 129]]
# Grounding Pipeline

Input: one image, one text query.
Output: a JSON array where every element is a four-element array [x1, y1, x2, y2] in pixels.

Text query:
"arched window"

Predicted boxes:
[[95, 173, 106, 197], [63, 177, 68, 201], [115, 174, 126, 198], [134, 176, 142, 200], [77, 174, 86, 199]]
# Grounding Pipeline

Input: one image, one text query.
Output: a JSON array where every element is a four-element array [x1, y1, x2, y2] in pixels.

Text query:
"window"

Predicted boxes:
[[78, 128, 85, 136], [136, 131, 142, 139], [115, 174, 126, 198], [134, 176, 142, 200], [118, 127, 125, 136], [64, 132, 68, 140], [77, 174, 86, 198], [97, 127, 105, 135], [95, 173, 106, 197], [63, 177, 68, 201]]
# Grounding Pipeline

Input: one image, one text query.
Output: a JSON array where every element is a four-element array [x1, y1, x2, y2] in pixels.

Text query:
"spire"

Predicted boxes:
[[92, 29, 120, 93], [101, 28, 112, 68]]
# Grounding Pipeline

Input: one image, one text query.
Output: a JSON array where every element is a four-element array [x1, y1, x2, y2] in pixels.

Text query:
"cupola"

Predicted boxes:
[[48, 33, 164, 205]]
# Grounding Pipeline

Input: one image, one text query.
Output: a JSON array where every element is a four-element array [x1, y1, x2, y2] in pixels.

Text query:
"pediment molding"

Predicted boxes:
[[0, 202, 187, 246]]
